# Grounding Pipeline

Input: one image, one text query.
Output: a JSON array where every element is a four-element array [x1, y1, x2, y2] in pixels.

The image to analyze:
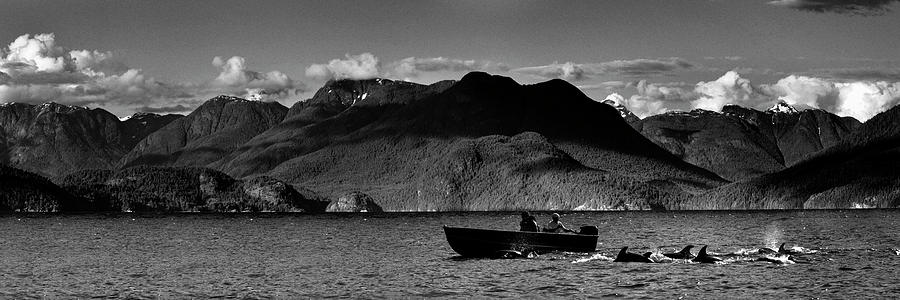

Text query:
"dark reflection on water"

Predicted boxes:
[[1, 210, 899, 298]]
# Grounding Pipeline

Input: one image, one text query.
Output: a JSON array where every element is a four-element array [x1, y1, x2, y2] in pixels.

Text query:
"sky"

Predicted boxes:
[[1, 0, 900, 121]]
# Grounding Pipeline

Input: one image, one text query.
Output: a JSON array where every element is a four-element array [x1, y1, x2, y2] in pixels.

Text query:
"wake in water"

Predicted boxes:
[[571, 243, 820, 265]]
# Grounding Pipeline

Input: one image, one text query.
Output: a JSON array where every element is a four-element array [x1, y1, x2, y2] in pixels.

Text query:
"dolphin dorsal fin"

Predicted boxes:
[[778, 243, 786, 253], [680, 245, 694, 254], [698, 245, 708, 257]]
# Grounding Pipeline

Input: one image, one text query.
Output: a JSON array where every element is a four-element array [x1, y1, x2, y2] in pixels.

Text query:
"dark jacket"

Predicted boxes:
[[520, 216, 539, 232]]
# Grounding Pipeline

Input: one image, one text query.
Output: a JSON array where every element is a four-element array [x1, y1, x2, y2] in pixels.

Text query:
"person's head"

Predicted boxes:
[[521, 211, 531, 220], [552, 213, 560, 221]]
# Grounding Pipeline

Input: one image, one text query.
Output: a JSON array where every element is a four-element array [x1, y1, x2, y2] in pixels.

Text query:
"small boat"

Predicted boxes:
[[443, 225, 599, 257]]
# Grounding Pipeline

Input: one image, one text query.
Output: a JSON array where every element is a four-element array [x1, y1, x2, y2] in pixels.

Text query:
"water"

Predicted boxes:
[[2, 210, 899, 298]]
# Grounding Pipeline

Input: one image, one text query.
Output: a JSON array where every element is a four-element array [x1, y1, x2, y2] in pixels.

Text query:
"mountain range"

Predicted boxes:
[[0, 102, 181, 178], [1, 72, 897, 211], [635, 103, 860, 181], [684, 104, 900, 209]]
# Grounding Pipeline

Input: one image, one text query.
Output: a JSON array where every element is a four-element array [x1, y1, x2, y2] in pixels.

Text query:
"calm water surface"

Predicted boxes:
[[1, 210, 899, 299]]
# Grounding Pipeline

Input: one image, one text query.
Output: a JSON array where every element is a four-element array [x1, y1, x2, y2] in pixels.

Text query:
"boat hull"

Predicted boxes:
[[443, 226, 598, 257]]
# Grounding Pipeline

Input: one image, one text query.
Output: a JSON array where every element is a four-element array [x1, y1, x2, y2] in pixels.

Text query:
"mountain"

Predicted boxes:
[[401, 132, 686, 211], [722, 103, 860, 165], [119, 112, 183, 150], [284, 78, 456, 128], [685, 105, 900, 209], [120, 96, 288, 168], [212, 78, 456, 176], [637, 102, 860, 181], [212, 72, 725, 211], [0, 102, 126, 177], [601, 99, 640, 127], [0, 102, 186, 178], [637, 109, 784, 181]]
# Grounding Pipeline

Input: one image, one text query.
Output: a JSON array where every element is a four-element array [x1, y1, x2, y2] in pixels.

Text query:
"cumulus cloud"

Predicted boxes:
[[69, 49, 128, 74], [603, 70, 900, 121], [209, 56, 299, 99], [768, 0, 900, 15], [763, 75, 838, 110], [3, 33, 71, 73], [764, 75, 900, 120], [513, 58, 694, 81], [0, 33, 304, 116], [616, 81, 697, 117], [603, 93, 626, 105], [305, 53, 380, 80], [0, 33, 178, 106], [693, 71, 769, 111], [389, 57, 508, 79]]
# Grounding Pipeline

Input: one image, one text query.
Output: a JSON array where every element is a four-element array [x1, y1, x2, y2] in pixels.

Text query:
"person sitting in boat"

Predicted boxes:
[[543, 213, 575, 233], [519, 211, 540, 232]]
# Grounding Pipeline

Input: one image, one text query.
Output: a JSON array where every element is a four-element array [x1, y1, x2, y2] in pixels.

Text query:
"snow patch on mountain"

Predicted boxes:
[[768, 101, 799, 114]]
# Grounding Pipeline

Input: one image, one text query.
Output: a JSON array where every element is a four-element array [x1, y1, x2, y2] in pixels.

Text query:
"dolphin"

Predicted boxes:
[[663, 245, 696, 259], [759, 243, 786, 255], [692, 245, 722, 263], [777, 243, 803, 255], [614, 247, 653, 263]]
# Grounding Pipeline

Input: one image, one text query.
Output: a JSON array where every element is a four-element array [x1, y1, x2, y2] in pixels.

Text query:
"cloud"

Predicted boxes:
[[596, 70, 900, 121], [0, 84, 63, 103], [305, 53, 380, 80], [137, 104, 192, 114], [806, 67, 900, 81], [833, 81, 900, 121], [768, 0, 900, 15], [0, 33, 192, 107], [0, 33, 306, 116], [3, 70, 89, 85], [601, 58, 694, 76], [764, 75, 900, 120], [513, 58, 694, 81], [576, 81, 628, 91], [3, 33, 71, 73], [69, 49, 129, 74], [603, 93, 626, 105], [622, 81, 697, 117], [210, 56, 300, 98], [763, 75, 839, 110], [704, 56, 744, 61], [305, 53, 511, 83], [693, 71, 769, 111], [513, 62, 586, 81], [389, 57, 508, 79]]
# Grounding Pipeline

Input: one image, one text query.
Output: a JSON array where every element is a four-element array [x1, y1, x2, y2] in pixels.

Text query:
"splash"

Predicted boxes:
[[763, 222, 785, 250], [787, 245, 818, 254], [571, 253, 613, 264], [757, 254, 796, 265]]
